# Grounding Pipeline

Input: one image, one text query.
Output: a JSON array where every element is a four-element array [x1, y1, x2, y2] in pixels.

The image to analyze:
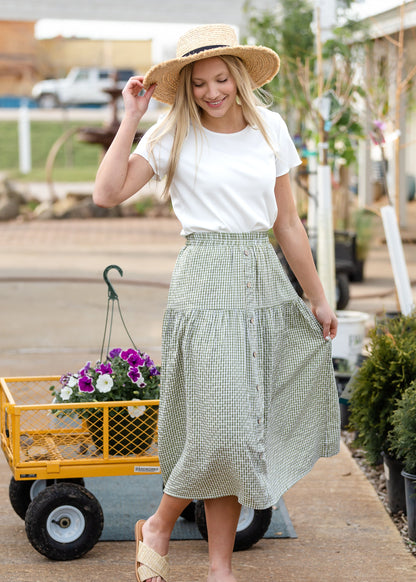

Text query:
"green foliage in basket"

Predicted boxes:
[[390, 380, 416, 475], [348, 313, 416, 465]]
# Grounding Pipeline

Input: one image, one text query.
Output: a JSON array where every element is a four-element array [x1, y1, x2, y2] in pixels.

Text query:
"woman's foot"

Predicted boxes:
[[136, 516, 170, 582]]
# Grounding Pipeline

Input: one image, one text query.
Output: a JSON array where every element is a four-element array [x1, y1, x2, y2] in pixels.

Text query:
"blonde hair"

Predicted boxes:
[[147, 55, 276, 198]]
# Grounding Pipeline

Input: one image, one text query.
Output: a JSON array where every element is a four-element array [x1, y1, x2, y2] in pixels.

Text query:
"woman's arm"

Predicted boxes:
[[93, 76, 156, 208], [273, 173, 338, 339]]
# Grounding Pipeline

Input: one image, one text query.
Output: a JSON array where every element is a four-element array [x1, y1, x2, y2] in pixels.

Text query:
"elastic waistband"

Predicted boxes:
[[185, 231, 270, 245]]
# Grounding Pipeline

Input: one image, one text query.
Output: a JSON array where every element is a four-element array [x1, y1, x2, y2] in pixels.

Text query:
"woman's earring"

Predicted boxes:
[[236, 95, 241, 106]]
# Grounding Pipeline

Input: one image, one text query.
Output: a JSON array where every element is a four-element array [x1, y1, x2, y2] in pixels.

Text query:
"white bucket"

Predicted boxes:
[[331, 310, 370, 367]]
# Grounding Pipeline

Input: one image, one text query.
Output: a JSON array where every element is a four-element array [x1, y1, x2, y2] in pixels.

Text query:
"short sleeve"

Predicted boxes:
[[258, 108, 302, 177], [274, 117, 302, 177], [133, 121, 172, 179]]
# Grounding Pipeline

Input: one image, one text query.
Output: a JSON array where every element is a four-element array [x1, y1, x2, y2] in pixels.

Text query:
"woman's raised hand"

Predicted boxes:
[[122, 76, 156, 118]]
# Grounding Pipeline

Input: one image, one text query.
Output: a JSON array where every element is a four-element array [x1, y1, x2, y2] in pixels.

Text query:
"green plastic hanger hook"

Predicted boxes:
[[103, 264, 123, 300]]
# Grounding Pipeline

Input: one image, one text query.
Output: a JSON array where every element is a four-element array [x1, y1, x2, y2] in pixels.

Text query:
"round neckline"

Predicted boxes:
[[201, 124, 251, 136]]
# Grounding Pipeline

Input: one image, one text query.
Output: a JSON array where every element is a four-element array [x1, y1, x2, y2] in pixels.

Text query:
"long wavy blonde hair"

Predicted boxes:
[[147, 55, 276, 197]]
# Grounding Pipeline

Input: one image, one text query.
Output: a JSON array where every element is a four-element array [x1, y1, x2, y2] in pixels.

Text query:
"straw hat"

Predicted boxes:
[[143, 24, 280, 105]]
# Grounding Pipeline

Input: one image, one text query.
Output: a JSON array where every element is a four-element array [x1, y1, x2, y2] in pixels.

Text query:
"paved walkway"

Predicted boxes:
[[1, 208, 416, 581]]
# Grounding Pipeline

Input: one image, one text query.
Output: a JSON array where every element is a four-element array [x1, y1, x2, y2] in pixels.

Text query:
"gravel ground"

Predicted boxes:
[[342, 431, 416, 558]]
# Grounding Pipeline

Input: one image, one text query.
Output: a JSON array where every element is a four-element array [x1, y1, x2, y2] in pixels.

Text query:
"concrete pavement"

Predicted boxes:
[[1, 207, 416, 581]]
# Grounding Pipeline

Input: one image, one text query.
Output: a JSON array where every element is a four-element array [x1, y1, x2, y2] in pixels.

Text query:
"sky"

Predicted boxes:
[[350, 0, 411, 18], [34, 21, 195, 62], [34, 0, 409, 60]]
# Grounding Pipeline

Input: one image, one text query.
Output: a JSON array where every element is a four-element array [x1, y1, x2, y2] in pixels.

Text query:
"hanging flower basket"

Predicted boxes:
[[50, 348, 161, 456]]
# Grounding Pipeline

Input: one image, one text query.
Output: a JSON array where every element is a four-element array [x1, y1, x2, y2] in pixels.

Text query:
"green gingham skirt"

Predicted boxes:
[[159, 232, 340, 509]]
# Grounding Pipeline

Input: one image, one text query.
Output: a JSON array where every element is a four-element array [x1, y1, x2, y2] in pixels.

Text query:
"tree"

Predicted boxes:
[[243, 0, 366, 168], [361, 2, 416, 222], [243, 0, 315, 133]]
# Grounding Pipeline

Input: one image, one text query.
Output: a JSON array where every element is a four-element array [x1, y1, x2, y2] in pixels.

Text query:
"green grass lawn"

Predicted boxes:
[[0, 119, 152, 182], [0, 120, 103, 181]]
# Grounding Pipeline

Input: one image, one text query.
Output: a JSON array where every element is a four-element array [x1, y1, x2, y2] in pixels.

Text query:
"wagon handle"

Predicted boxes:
[[103, 264, 123, 300]]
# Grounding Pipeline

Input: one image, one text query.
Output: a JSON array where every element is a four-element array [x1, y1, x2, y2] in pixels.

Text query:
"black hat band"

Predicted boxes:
[[182, 44, 228, 58]]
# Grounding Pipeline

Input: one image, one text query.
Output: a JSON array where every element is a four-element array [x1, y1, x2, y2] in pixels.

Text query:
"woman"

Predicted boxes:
[[93, 23, 340, 582]]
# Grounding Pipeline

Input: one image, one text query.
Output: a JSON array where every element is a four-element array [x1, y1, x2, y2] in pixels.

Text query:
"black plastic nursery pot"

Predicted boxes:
[[382, 453, 406, 514], [402, 471, 416, 541], [334, 371, 352, 430], [86, 405, 158, 456]]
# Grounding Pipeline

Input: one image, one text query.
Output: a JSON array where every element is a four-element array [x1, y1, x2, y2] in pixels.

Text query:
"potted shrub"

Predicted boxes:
[[50, 348, 161, 456], [390, 380, 416, 540], [348, 312, 416, 513]]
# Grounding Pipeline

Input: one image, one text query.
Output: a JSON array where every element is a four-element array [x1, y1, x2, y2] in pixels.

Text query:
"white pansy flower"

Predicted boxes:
[[67, 375, 78, 388], [60, 386, 73, 401], [128, 399, 146, 418], [96, 373, 114, 393]]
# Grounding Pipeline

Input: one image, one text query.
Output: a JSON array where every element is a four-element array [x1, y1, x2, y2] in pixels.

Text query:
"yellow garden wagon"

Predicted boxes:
[[1, 375, 160, 560]]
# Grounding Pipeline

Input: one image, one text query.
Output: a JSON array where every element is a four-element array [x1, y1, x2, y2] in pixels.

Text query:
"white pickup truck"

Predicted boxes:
[[31, 67, 135, 108]]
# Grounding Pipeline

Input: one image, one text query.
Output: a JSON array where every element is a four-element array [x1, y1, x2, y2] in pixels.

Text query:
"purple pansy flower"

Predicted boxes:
[[121, 348, 136, 361], [96, 362, 113, 375], [128, 366, 146, 387], [127, 366, 141, 383], [109, 348, 122, 358], [143, 353, 154, 367], [128, 352, 145, 367], [60, 373, 70, 385], [149, 366, 160, 376], [79, 361, 91, 375], [78, 375, 94, 393]]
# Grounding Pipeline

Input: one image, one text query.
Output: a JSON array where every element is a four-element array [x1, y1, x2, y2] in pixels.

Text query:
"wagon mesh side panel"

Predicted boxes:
[[1, 403, 13, 462], [19, 407, 90, 462], [7, 378, 56, 406], [2, 379, 159, 467]]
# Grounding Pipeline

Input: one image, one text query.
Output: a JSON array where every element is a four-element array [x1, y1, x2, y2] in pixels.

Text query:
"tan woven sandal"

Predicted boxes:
[[135, 520, 170, 582]]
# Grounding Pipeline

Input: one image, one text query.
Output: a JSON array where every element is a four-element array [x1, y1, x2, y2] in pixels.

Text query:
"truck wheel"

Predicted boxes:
[[25, 482, 103, 560], [195, 501, 272, 551], [37, 93, 59, 108], [9, 477, 85, 520], [336, 272, 350, 310]]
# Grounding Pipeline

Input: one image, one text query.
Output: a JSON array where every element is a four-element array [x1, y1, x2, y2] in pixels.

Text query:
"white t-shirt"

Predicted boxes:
[[134, 107, 301, 235]]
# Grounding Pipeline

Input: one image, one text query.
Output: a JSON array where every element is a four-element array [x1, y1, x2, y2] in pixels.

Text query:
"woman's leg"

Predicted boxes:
[[139, 493, 191, 582], [204, 496, 241, 582]]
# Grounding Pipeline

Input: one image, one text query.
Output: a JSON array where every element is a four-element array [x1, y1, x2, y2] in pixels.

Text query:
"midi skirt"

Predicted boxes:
[[159, 231, 340, 509]]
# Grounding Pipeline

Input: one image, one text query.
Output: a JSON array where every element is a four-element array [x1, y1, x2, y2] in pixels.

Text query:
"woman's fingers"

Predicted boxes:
[[312, 303, 338, 340], [143, 83, 157, 101], [121, 77, 156, 115], [329, 314, 338, 339], [122, 76, 145, 97]]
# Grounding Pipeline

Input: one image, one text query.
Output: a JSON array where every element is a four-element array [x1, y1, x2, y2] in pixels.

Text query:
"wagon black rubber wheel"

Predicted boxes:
[[180, 501, 196, 522], [9, 477, 85, 520], [195, 500, 272, 551], [25, 482, 103, 560], [336, 272, 350, 310]]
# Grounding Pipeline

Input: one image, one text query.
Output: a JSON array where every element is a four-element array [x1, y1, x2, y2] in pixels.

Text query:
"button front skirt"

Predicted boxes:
[[159, 232, 340, 509]]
